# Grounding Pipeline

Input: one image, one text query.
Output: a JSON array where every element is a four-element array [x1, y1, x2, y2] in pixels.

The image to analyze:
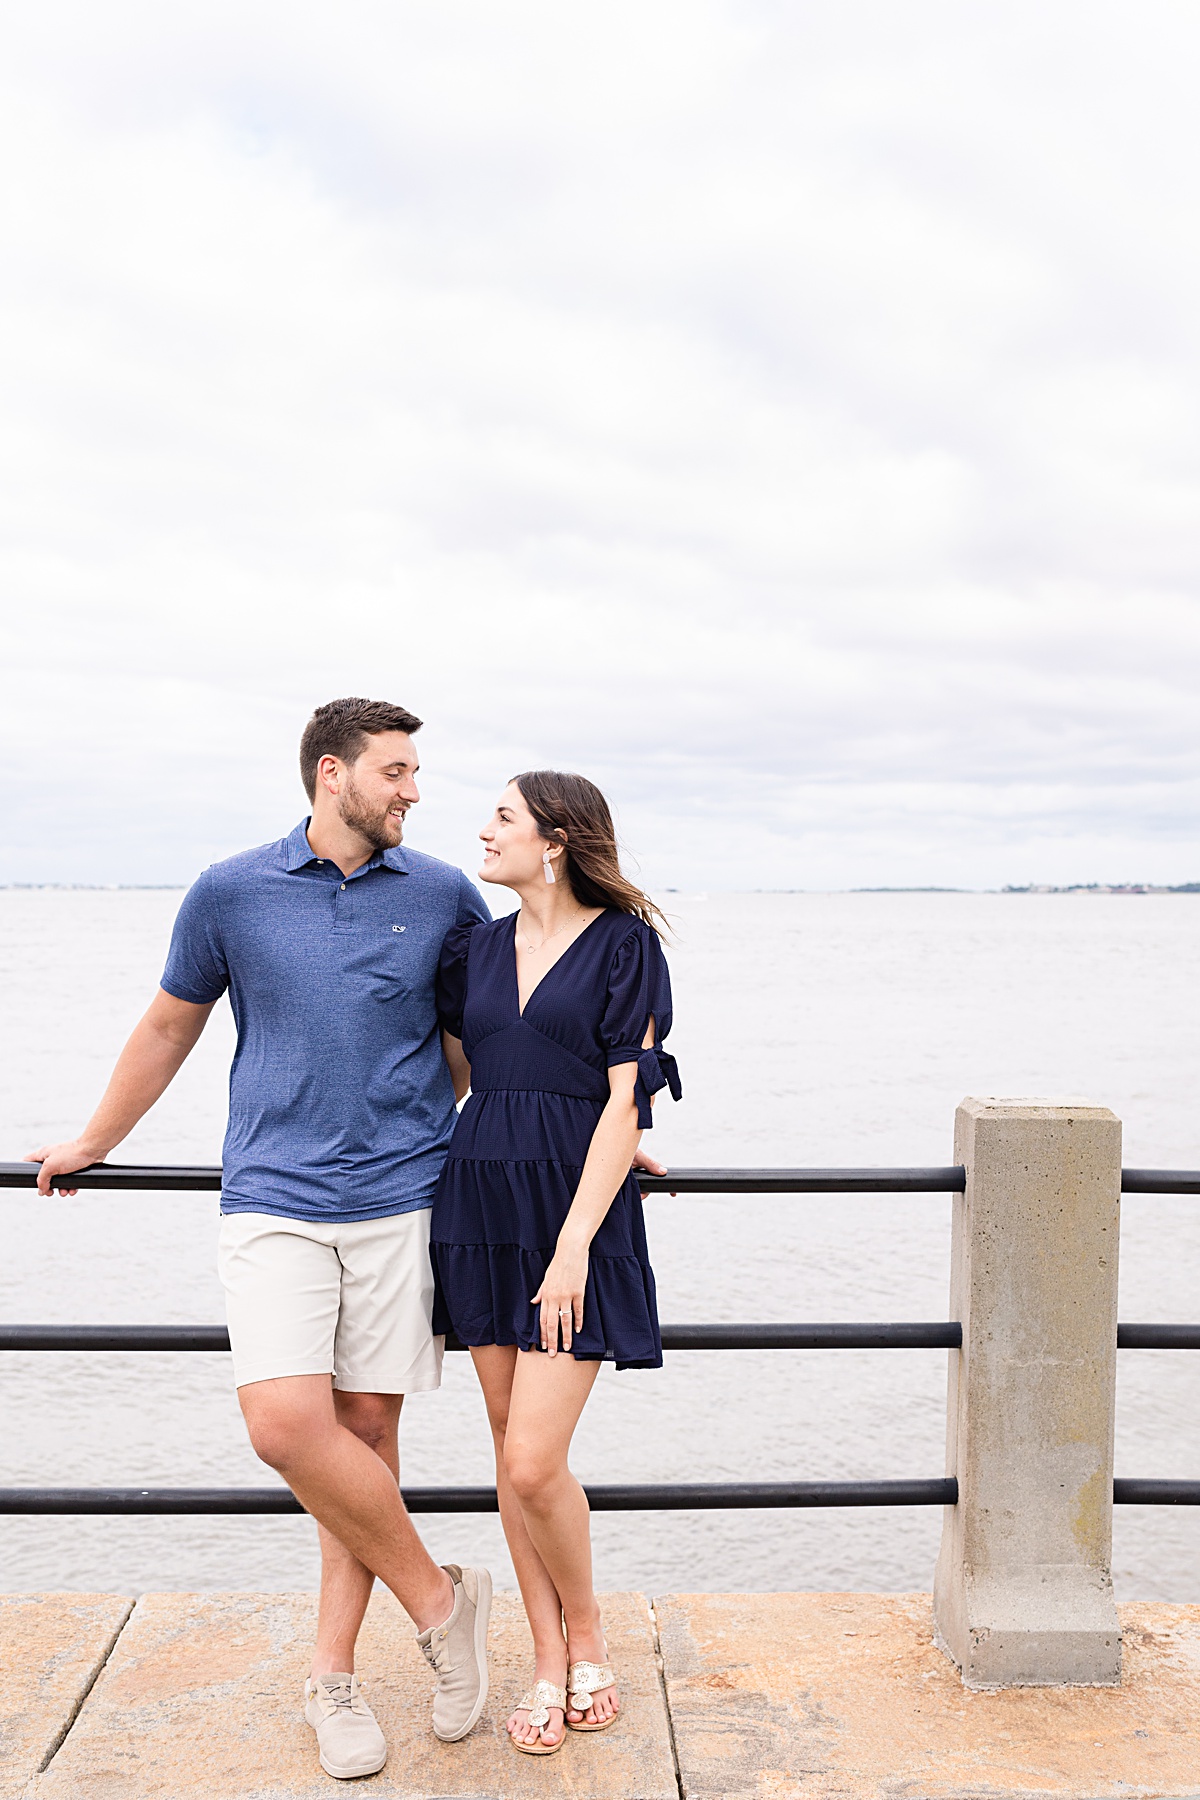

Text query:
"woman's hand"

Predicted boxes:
[[532, 1238, 589, 1356]]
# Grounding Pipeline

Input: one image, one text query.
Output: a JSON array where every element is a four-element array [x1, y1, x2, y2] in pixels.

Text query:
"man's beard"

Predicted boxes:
[[339, 775, 403, 852]]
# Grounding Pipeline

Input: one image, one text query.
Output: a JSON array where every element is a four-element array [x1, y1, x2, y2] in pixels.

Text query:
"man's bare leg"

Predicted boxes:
[[239, 1375, 454, 1633], [310, 1390, 403, 1676]]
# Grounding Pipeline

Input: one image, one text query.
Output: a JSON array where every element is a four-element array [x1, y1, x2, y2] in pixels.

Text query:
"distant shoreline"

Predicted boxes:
[[996, 883, 1200, 895], [0, 884, 187, 891], [853, 883, 1200, 895], [4, 882, 1199, 896]]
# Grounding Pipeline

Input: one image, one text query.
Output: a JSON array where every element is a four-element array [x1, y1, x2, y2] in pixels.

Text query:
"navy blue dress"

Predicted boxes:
[[430, 909, 682, 1369]]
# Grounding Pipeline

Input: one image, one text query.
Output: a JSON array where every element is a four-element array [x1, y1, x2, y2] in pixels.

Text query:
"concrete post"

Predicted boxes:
[[932, 1097, 1122, 1688]]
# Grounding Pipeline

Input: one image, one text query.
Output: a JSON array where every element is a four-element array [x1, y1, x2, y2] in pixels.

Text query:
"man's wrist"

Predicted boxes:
[[75, 1137, 114, 1164]]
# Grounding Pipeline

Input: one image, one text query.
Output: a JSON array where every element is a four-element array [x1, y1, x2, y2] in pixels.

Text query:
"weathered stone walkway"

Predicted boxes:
[[5, 1590, 1200, 1799]]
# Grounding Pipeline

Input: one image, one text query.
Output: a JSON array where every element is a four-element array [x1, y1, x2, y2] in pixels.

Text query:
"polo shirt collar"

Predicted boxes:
[[284, 820, 320, 871], [282, 820, 409, 875]]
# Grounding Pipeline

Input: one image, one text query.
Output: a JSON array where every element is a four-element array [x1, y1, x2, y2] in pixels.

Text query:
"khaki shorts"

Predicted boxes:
[[217, 1208, 444, 1393]]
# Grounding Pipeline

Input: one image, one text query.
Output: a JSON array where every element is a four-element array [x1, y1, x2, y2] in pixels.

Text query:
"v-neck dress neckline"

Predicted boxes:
[[428, 906, 682, 1370], [511, 908, 606, 1018]]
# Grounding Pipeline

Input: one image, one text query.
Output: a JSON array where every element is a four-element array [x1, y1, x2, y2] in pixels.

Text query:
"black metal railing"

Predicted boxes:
[[0, 1321, 964, 1353], [3, 1161, 1200, 1514], [0, 1162, 968, 1194], [7, 1161, 1197, 1194], [0, 1479, 957, 1514]]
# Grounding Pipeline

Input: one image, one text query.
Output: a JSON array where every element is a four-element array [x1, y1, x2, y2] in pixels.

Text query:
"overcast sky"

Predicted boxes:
[[3, 1, 1199, 891]]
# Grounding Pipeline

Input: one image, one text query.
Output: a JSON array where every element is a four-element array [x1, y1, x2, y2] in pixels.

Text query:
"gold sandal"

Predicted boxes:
[[566, 1658, 618, 1732], [510, 1679, 567, 1755]]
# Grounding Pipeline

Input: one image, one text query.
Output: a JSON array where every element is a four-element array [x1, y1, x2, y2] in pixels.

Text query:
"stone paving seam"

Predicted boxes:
[[647, 1598, 684, 1800], [34, 1597, 136, 1778]]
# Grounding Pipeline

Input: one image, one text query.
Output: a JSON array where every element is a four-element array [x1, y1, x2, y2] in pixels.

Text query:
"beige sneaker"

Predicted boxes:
[[415, 1563, 493, 1741], [304, 1672, 387, 1779]]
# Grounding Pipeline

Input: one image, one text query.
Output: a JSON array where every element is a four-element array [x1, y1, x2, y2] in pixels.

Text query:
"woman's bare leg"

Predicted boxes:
[[501, 1351, 618, 1727], [471, 1347, 571, 1748]]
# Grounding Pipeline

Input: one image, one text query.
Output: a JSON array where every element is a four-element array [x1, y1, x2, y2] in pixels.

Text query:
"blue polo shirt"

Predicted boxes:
[[161, 821, 491, 1222]]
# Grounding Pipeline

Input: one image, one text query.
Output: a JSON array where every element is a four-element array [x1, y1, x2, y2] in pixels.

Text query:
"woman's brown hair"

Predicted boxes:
[[511, 770, 669, 937]]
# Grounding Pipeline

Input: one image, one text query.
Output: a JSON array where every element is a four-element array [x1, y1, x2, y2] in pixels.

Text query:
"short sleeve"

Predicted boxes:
[[437, 879, 488, 1038], [600, 922, 682, 1129], [160, 870, 229, 1004], [455, 873, 491, 930], [436, 922, 477, 1039]]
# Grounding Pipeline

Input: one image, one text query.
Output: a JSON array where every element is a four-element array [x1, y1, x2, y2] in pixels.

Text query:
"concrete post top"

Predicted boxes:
[[958, 1095, 1118, 1122]]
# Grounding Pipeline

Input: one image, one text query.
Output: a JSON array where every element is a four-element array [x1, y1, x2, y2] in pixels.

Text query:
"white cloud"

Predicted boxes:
[[2, 1, 1199, 888]]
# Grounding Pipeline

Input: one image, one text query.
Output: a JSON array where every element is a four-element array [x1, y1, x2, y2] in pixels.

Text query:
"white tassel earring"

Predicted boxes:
[[543, 851, 556, 885]]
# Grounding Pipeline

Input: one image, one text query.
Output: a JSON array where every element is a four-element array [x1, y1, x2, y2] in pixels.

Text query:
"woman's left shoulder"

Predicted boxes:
[[603, 911, 666, 959]]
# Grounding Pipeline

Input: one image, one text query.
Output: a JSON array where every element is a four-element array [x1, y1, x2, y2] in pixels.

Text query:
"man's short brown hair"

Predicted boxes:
[[299, 697, 423, 801]]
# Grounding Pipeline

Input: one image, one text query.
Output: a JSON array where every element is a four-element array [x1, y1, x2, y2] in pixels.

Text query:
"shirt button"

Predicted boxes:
[[340, 882, 346, 890]]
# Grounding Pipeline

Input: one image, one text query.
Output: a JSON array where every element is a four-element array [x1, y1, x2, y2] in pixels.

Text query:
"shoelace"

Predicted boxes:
[[420, 1634, 452, 1675], [313, 1678, 369, 1718]]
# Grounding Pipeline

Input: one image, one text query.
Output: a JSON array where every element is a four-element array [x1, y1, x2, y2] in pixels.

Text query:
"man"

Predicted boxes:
[[28, 698, 495, 1780]]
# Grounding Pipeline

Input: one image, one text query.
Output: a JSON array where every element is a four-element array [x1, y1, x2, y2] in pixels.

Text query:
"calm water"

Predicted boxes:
[[3, 888, 1200, 1599]]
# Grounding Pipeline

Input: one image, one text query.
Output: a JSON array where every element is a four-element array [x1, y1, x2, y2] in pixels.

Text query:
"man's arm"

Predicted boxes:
[[26, 989, 216, 1195]]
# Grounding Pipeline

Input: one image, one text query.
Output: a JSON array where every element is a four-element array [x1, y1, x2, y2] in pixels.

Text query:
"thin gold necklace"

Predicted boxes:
[[516, 906, 585, 953]]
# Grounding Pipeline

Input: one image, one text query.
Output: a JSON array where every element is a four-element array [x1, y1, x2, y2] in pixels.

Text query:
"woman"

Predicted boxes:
[[431, 770, 681, 1755]]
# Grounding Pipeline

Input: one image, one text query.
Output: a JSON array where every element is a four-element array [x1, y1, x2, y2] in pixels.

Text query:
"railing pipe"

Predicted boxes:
[[1120, 1170, 1200, 1194], [637, 1168, 966, 1193], [1117, 1324, 1200, 1349], [5, 1160, 1196, 1192], [2, 1477, 1193, 1513], [1114, 1479, 1200, 1505], [0, 1321, 965, 1354], [0, 1163, 224, 1192], [0, 1162, 967, 1193], [0, 1478, 958, 1515], [9, 1322, 1199, 1352]]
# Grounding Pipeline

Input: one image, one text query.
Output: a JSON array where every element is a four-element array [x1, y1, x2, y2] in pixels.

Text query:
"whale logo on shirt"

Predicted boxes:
[[392, 925, 407, 932]]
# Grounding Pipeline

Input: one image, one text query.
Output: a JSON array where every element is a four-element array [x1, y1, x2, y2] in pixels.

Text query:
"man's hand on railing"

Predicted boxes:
[[24, 1141, 105, 1198]]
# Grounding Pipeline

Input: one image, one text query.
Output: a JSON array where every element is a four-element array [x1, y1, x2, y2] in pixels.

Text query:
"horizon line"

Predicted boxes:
[[5, 881, 1200, 897]]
